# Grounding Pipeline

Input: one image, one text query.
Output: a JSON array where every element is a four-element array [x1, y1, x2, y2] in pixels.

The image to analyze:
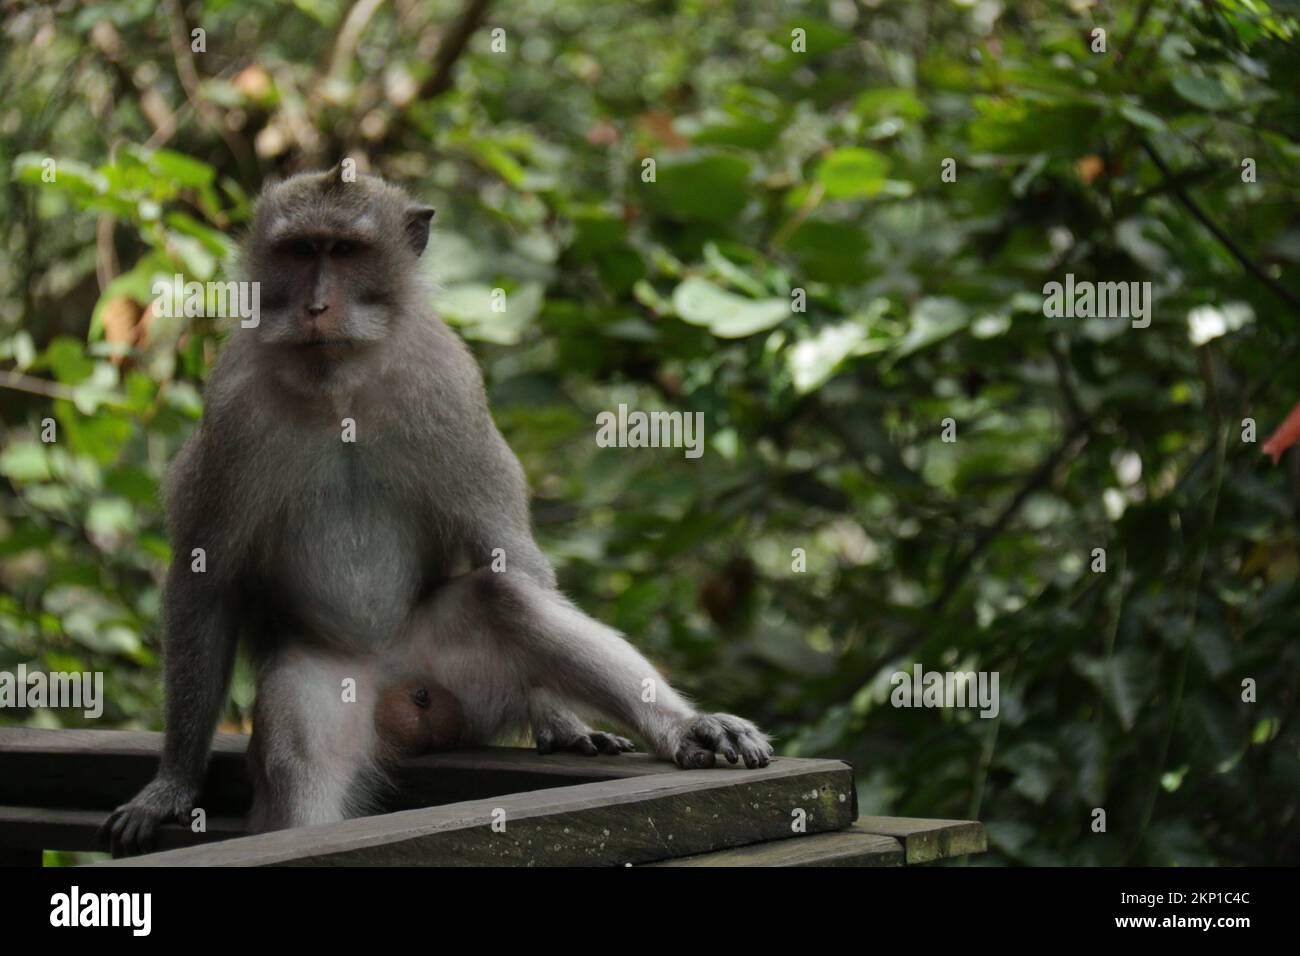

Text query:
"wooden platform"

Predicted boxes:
[[0, 728, 985, 867]]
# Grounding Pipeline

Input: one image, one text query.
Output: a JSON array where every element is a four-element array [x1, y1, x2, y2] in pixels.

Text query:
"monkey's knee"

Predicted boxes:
[[374, 677, 466, 758]]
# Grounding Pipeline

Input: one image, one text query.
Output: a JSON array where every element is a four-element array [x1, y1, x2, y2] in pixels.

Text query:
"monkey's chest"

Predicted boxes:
[[271, 493, 424, 647]]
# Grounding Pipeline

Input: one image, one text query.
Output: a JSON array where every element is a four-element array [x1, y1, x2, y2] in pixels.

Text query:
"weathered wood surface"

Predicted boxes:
[[0, 728, 252, 813], [97, 758, 856, 866], [0, 727, 676, 813], [0, 806, 246, 852], [650, 825, 905, 867], [854, 816, 987, 863], [0, 728, 985, 867]]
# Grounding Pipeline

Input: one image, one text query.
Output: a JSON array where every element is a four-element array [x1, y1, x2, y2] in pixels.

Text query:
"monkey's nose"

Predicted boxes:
[[305, 302, 328, 316]]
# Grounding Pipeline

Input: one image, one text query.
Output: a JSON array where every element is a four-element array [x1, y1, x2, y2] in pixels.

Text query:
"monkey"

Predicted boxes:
[[100, 166, 772, 857]]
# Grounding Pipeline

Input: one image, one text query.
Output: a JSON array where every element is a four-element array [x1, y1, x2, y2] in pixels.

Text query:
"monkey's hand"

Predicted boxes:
[[674, 714, 773, 769], [99, 776, 197, 858]]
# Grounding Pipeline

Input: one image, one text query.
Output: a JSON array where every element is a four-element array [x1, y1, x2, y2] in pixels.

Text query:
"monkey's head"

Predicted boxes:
[[242, 165, 435, 382]]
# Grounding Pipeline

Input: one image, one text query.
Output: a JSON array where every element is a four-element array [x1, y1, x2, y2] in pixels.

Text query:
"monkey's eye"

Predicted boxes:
[[412, 687, 431, 709], [285, 240, 315, 259], [332, 240, 359, 257]]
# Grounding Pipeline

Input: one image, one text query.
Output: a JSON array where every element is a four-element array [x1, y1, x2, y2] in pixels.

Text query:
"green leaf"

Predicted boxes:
[[817, 147, 890, 199], [150, 149, 216, 188], [788, 320, 874, 393], [894, 297, 967, 359], [643, 153, 752, 223], [1072, 651, 1151, 731], [44, 338, 95, 385], [439, 283, 543, 345], [0, 443, 53, 482], [671, 277, 789, 338], [1171, 73, 1233, 111]]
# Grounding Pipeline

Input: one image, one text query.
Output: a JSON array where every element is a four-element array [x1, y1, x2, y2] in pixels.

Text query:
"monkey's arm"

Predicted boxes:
[[156, 563, 240, 784], [100, 430, 246, 856], [100, 561, 239, 857]]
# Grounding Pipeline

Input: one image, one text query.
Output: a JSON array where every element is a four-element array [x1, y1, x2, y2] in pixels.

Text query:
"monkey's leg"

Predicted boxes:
[[247, 647, 385, 832], [421, 571, 772, 769], [527, 686, 634, 756]]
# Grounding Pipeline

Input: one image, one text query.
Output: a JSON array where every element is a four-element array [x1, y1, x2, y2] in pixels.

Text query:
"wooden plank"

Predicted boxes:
[[0, 728, 676, 814], [852, 817, 986, 863], [0, 728, 252, 813], [649, 829, 903, 867], [0, 806, 246, 853], [386, 749, 678, 810], [97, 758, 856, 866]]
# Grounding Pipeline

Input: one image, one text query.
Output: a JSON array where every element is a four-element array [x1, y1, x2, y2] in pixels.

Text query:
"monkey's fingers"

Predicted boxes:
[[96, 807, 124, 852], [674, 714, 773, 770], [105, 807, 140, 859], [101, 804, 161, 858], [730, 730, 772, 769], [115, 809, 149, 858]]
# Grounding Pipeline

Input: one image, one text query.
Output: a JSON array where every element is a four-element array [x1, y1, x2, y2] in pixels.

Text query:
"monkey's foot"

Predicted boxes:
[[674, 714, 773, 770], [98, 777, 196, 858], [535, 728, 635, 756]]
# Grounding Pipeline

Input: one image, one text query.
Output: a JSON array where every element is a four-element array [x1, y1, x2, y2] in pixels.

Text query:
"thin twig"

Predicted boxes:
[[1140, 137, 1300, 315], [327, 0, 389, 83], [932, 424, 1090, 613], [0, 370, 127, 408], [1127, 425, 1227, 861], [162, 0, 255, 179]]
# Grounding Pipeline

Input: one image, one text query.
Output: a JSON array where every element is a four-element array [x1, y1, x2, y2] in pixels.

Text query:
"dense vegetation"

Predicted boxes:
[[1, 0, 1297, 865]]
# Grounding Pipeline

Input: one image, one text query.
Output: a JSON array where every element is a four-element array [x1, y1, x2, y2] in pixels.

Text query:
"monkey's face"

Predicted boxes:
[[243, 169, 435, 372], [257, 230, 393, 360]]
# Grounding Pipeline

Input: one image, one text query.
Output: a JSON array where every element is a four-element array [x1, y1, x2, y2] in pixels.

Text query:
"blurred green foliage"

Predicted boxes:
[[2, 0, 1298, 865]]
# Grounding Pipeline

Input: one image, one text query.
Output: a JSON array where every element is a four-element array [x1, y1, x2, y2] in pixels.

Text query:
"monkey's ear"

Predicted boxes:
[[405, 204, 436, 256]]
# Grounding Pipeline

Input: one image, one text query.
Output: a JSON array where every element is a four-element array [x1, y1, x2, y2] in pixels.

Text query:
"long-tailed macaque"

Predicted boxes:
[[101, 167, 772, 856]]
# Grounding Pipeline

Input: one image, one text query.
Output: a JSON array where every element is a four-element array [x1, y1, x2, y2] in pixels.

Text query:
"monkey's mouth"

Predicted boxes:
[[297, 338, 356, 356]]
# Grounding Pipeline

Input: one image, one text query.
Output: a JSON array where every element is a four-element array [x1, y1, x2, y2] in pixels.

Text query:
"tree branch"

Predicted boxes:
[[1140, 137, 1300, 316], [931, 424, 1090, 613], [422, 0, 494, 100]]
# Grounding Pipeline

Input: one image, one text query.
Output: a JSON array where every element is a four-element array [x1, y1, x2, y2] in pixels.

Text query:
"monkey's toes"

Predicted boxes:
[[589, 731, 636, 755], [536, 729, 635, 756]]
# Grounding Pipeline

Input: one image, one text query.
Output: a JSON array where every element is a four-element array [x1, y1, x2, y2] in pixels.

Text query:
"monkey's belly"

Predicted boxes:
[[274, 504, 424, 647], [374, 677, 466, 757]]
